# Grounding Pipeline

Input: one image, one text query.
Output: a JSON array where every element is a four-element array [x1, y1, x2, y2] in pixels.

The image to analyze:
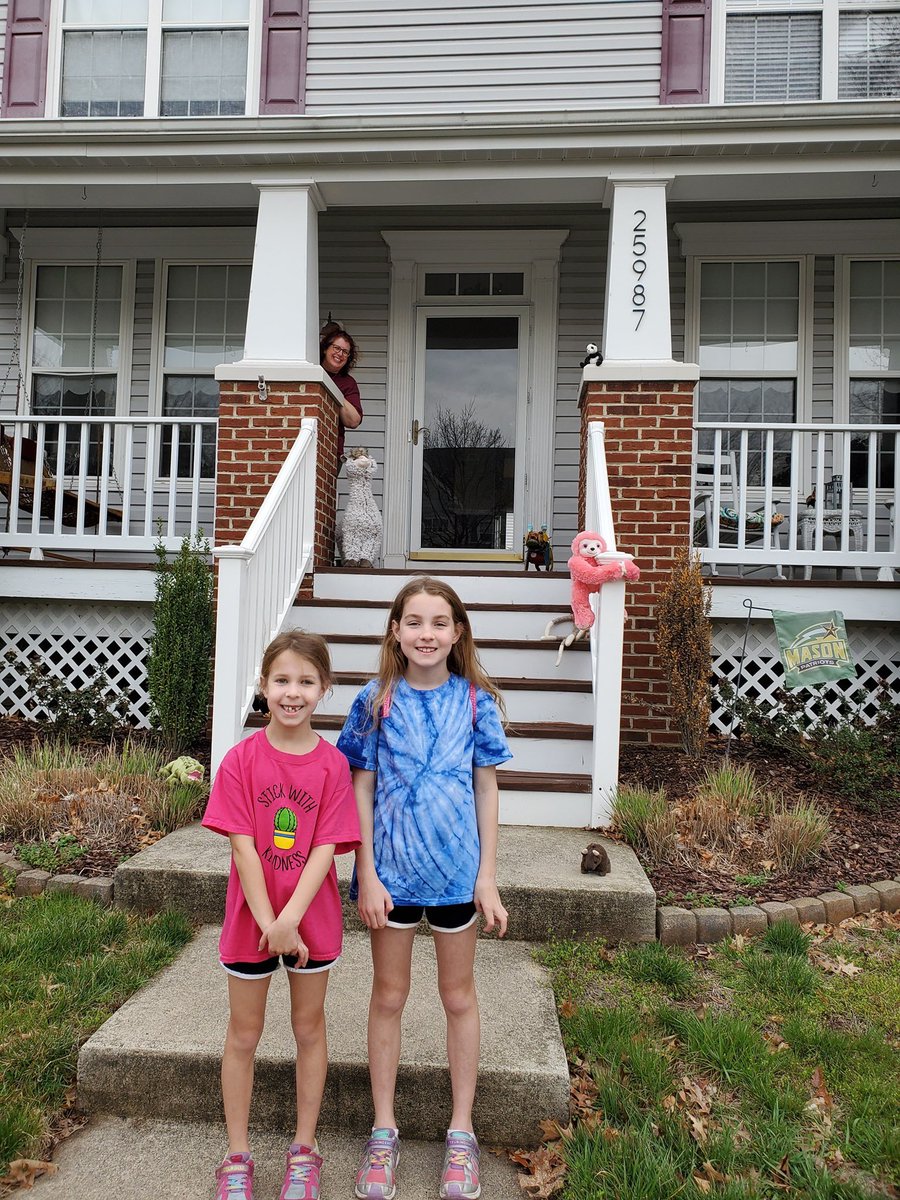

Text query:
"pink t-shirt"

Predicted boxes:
[[202, 730, 360, 963]]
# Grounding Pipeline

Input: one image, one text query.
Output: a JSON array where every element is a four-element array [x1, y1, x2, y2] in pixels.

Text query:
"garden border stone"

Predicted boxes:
[[658, 875, 900, 945]]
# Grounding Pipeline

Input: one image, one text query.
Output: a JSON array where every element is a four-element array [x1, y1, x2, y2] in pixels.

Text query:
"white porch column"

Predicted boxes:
[[601, 177, 682, 373], [241, 180, 325, 367]]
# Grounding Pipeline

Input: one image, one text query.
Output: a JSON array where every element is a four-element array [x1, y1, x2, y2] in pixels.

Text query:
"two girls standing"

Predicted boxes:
[[203, 578, 510, 1200]]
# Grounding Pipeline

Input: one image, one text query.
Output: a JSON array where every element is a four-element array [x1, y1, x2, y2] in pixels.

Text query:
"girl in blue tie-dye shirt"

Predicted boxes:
[[337, 577, 512, 1200]]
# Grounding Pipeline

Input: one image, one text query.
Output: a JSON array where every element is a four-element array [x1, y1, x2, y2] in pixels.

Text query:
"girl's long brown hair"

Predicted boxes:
[[367, 577, 506, 724]]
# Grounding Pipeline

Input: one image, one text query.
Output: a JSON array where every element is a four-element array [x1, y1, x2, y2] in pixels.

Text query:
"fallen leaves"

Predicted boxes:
[[510, 1146, 567, 1198], [0, 1159, 58, 1189]]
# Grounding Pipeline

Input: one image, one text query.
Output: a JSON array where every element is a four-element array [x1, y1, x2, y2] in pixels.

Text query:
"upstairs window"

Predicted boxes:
[[722, 1, 900, 103], [57, 0, 252, 118]]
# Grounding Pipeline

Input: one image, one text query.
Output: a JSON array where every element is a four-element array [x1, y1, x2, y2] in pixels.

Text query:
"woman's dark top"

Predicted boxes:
[[327, 372, 364, 459]]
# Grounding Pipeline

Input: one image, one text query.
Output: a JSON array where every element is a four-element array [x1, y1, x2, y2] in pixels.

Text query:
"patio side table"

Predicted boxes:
[[801, 508, 864, 580]]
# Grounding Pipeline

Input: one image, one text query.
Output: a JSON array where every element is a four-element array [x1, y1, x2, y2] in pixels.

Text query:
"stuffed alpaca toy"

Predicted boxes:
[[337, 448, 382, 568], [542, 530, 641, 664]]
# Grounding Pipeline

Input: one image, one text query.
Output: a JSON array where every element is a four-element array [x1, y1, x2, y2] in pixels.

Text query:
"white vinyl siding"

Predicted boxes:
[[305, 0, 662, 115]]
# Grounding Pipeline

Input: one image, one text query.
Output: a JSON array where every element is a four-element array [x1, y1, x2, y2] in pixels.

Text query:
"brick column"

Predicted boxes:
[[579, 372, 697, 744], [214, 378, 340, 568]]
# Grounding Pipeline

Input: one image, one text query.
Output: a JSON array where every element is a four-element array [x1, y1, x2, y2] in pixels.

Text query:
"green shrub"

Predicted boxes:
[[147, 533, 214, 752], [611, 784, 668, 849], [16, 653, 131, 742], [718, 684, 898, 811]]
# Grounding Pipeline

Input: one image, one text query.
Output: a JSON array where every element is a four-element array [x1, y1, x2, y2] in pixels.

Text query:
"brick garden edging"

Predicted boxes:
[[657, 877, 900, 945], [0, 852, 114, 905]]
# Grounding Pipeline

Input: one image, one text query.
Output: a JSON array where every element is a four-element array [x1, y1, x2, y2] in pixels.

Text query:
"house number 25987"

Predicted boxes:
[[632, 210, 647, 330]]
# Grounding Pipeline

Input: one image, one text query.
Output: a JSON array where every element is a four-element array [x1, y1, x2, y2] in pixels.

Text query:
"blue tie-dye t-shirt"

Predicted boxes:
[[336, 674, 512, 906]]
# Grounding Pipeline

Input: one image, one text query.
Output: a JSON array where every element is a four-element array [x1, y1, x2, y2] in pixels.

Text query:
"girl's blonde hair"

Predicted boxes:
[[259, 630, 333, 690], [367, 577, 506, 723]]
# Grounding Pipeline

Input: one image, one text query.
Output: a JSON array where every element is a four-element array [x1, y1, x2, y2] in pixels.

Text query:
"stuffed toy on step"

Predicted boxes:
[[337, 448, 382, 568]]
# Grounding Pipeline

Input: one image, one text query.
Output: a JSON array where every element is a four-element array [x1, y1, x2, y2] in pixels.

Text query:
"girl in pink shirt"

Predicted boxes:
[[203, 630, 360, 1200]]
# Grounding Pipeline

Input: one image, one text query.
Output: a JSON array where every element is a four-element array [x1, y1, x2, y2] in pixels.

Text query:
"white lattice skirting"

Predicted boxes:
[[0, 600, 154, 727], [711, 618, 900, 733]]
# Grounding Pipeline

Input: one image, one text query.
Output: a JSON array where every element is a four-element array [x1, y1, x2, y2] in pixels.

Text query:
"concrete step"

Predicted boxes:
[[293, 599, 574, 641], [30, 1116, 523, 1200], [115, 823, 657, 945], [77, 927, 569, 1148], [322, 635, 591, 681], [313, 568, 572, 607], [319, 675, 592, 726]]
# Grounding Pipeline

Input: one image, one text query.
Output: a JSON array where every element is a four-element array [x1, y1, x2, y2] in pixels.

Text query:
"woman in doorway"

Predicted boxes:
[[320, 321, 363, 462]]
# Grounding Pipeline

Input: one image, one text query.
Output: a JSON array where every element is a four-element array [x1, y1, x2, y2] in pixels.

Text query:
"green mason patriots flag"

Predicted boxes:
[[772, 610, 856, 688]]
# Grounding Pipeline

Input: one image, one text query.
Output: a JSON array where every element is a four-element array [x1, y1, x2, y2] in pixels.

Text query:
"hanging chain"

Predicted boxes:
[[1, 208, 29, 416]]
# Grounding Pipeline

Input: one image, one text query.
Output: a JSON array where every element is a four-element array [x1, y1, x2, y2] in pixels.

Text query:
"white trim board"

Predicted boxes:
[[13, 228, 256, 260], [0, 566, 156, 602], [709, 585, 899, 623]]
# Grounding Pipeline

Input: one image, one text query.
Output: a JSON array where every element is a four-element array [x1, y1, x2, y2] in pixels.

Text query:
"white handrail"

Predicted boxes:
[[210, 417, 318, 774], [584, 421, 630, 828]]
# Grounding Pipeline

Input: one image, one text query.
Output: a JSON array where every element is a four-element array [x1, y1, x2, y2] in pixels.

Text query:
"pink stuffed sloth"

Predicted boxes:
[[568, 530, 641, 630]]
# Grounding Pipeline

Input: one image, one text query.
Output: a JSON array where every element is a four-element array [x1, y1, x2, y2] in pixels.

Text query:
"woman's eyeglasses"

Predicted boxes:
[[328, 344, 351, 358]]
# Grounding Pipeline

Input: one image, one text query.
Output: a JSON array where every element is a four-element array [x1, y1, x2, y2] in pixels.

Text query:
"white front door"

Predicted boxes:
[[409, 306, 529, 558]]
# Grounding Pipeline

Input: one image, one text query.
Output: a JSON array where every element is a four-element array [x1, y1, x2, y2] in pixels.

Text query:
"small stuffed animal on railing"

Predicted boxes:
[[338, 447, 382, 568], [542, 530, 641, 665]]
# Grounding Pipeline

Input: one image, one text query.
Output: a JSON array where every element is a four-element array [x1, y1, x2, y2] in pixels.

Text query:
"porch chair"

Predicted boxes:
[[801, 475, 864, 581], [693, 451, 786, 579]]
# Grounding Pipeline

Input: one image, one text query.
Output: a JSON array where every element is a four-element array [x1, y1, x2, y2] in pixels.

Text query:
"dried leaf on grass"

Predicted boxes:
[[0, 1159, 58, 1188], [510, 1146, 567, 1199], [569, 1061, 599, 1117], [809, 948, 863, 977]]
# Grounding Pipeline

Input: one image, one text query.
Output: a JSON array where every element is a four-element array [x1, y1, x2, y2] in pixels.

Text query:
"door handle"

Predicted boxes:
[[411, 419, 429, 446]]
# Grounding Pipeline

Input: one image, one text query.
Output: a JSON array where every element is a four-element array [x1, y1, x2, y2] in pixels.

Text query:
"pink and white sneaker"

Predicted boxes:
[[439, 1130, 481, 1199], [214, 1152, 254, 1200], [279, 1143, 323, 1200]]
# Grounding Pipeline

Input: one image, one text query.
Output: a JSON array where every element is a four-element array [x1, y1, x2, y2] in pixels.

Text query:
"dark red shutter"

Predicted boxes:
[[659, 0, 711, 105], [2, 0, 51, 118], [260, 1, 308, 114]]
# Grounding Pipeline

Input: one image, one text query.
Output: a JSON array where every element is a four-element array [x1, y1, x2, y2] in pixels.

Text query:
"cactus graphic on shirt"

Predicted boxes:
[[273, 806, 297, 850]]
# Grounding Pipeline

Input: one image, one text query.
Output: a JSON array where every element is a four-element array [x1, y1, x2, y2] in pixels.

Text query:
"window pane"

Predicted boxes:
[[725, 13, 822, 102], [699, 260, 798, 372], [159, 29, 247, 117], [492, 272, 524, 295], [162, 0, 249, 19], [61, 30, 146, 117], [424, 273, 457, 296], [162, 376, 218, 478], [458, 273, 490, 296], [839, 11, 900, 99], [849, 260, 900, 371], [64, 0, 149, 21], [698, 378, 795, 484], [32, 265, 122, 372], [31, 374, 117, 476], [850, 379, 898, 487], [163, 263, 248, 369]]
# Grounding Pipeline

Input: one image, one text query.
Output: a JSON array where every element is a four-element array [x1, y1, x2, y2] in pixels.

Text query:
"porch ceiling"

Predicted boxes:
[[1, 101, 898, 210]]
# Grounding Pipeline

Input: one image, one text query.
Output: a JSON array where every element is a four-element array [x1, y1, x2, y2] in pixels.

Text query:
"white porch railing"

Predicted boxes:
[[584, 420, 631, 827], [694, 423, 899, 579], [0, 415, 218, 554], [210, 418, 318, 774]]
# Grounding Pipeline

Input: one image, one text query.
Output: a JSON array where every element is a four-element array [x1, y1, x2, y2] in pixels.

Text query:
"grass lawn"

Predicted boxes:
[[0, 890, 193, 1183], [522, 914, 899, 1200]]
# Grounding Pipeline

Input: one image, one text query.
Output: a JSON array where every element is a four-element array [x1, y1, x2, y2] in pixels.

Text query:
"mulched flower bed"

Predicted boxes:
[[2, 718, 897, 905], [616, 738, 900, 907]]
